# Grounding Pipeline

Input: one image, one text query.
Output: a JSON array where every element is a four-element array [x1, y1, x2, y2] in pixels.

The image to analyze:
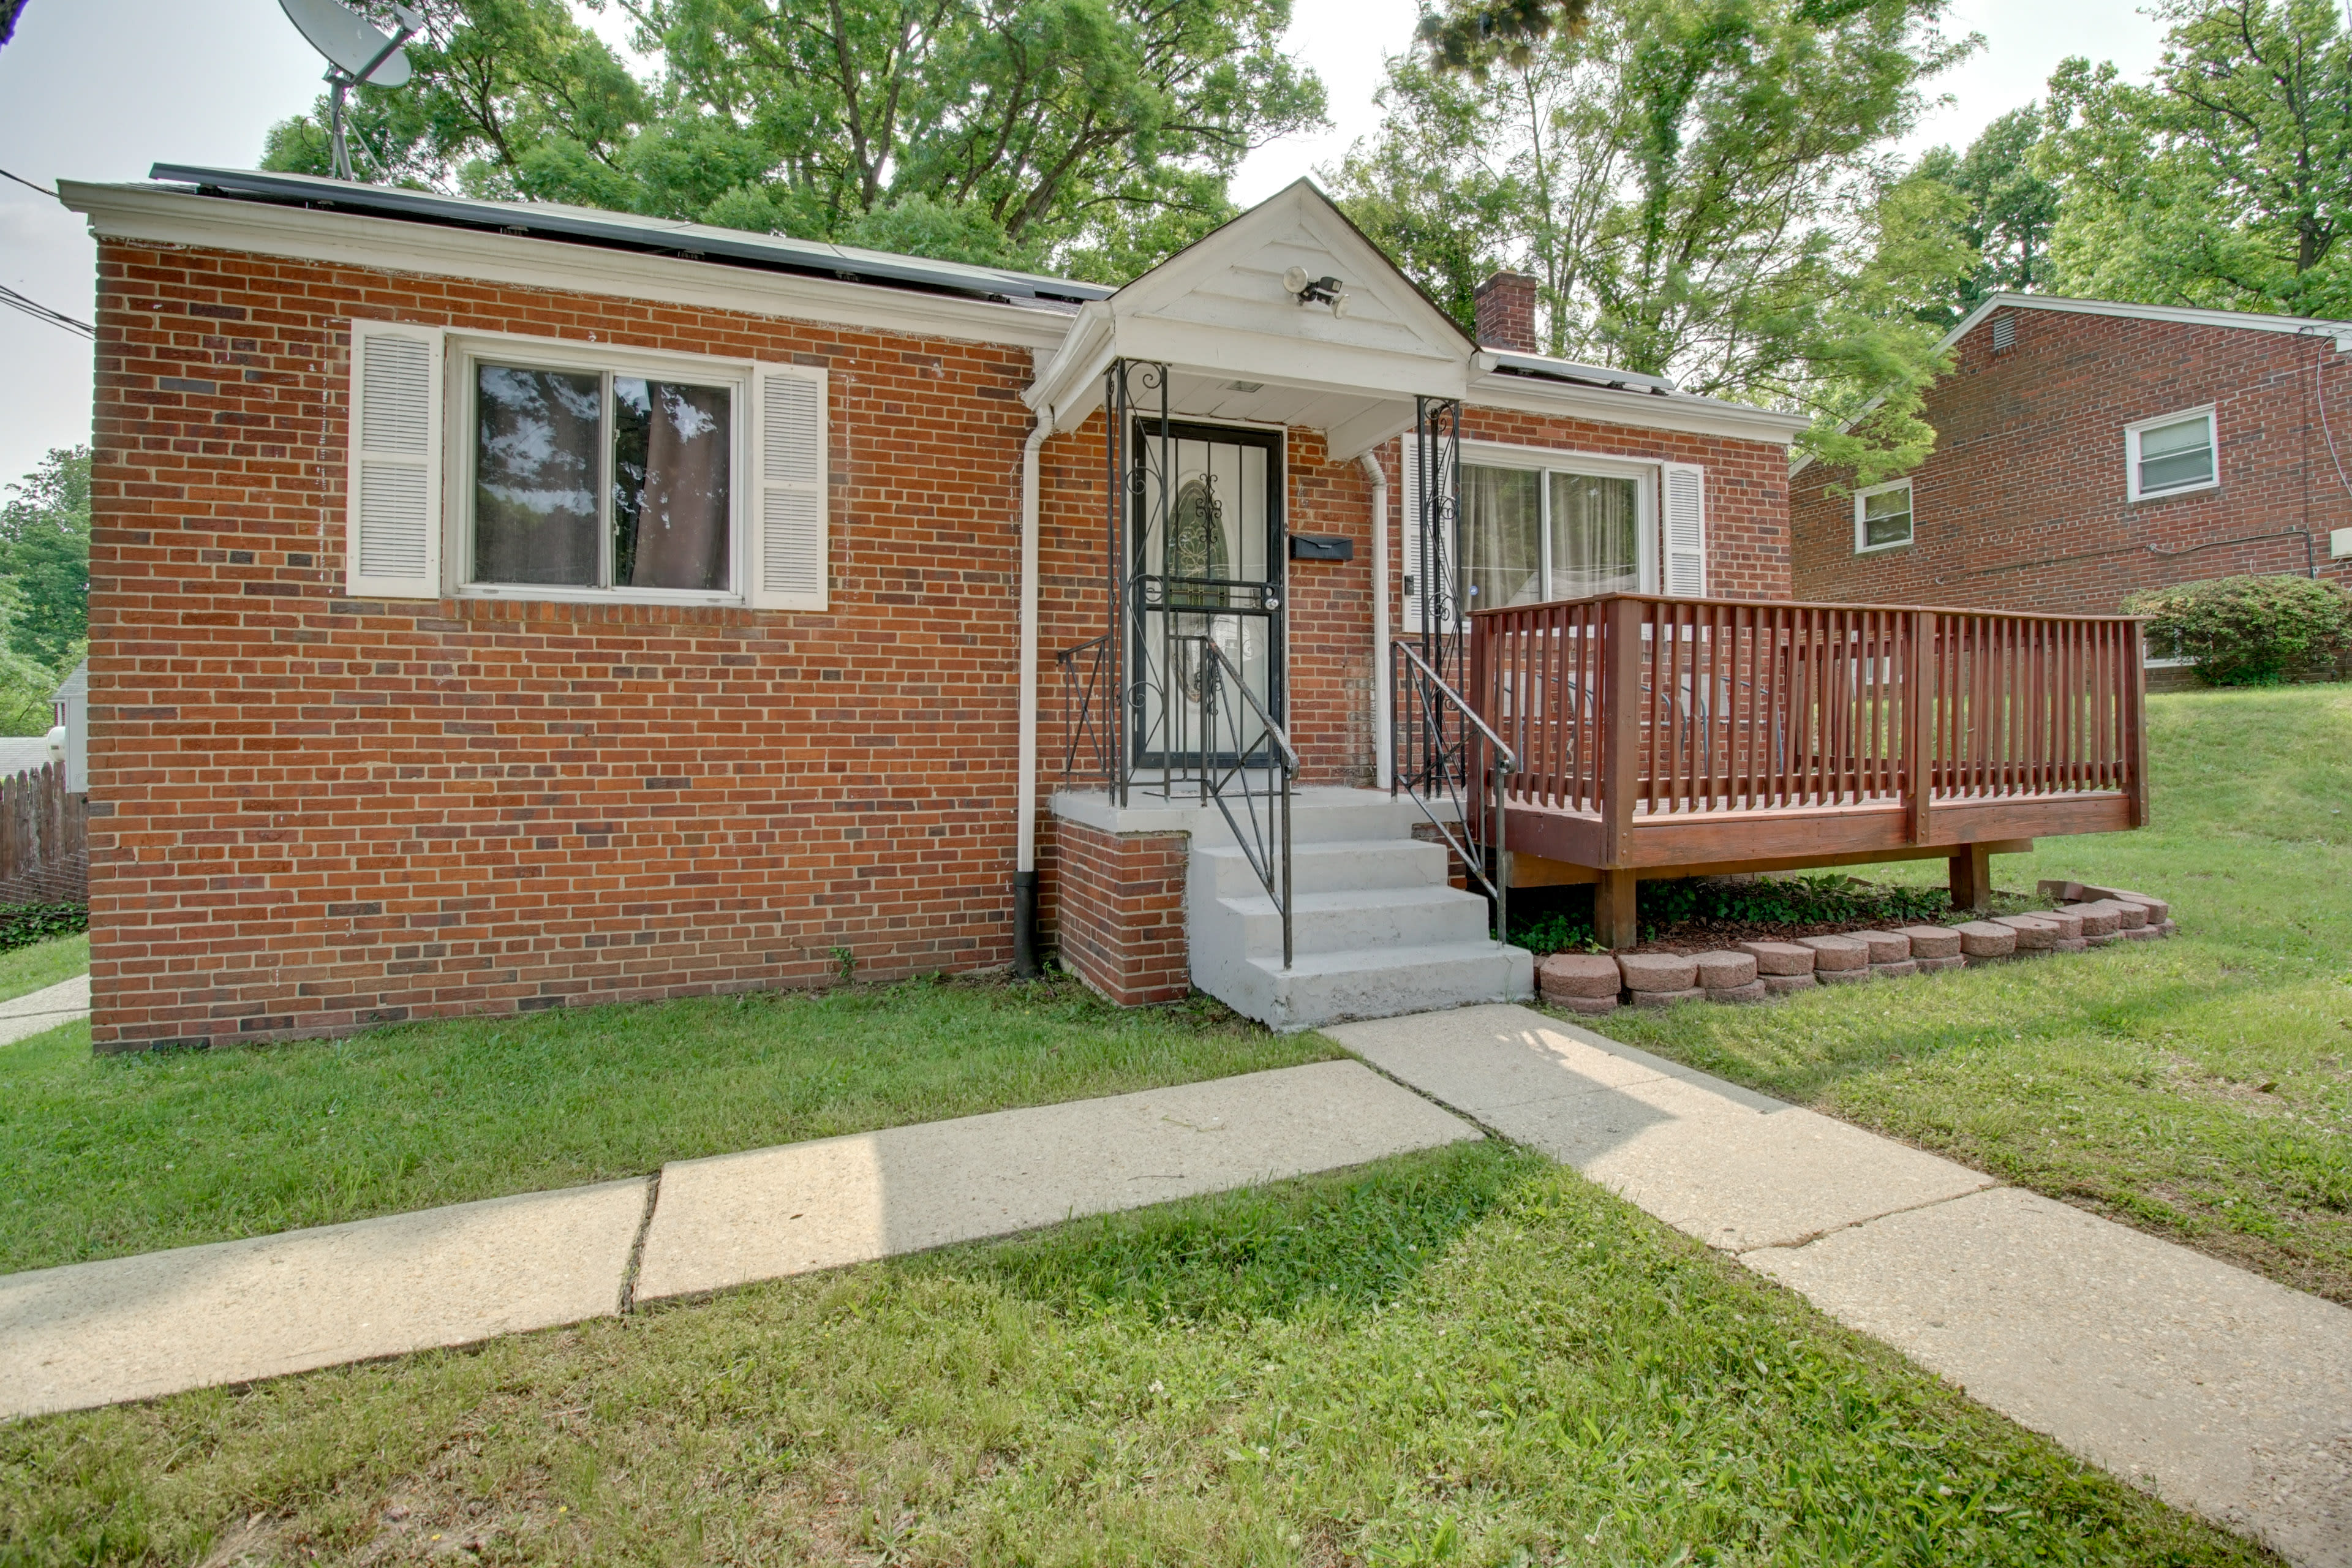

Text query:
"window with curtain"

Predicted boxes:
[[1548, 472, 1641, 597], [1458, 461, 1643, 606], [472, 358, 734, 594], [1461, 466, 1542, 611]]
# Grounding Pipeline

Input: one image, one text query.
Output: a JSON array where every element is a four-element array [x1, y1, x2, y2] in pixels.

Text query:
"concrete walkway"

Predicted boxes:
[[1328, 1005, 2352, 1568], [0, 1060, 1476, 1420], [0, 973, 88, 1047]]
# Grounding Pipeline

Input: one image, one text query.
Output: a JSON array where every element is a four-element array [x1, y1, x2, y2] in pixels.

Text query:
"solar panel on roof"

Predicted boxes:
[[145, 165, 1117, 307]]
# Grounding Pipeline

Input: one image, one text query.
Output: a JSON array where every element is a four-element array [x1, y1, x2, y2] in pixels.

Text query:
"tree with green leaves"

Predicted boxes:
[[0, 447, 88, 739], [1334, 0, 1977, 483], [0, 447, 88, 674], [1911, 104, 2060, 322], [2040, 0, 2352, 319], [263, 0, 1325, 279]]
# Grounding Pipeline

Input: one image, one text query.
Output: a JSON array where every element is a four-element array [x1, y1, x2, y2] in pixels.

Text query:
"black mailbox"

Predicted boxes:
[[1288, 533, 1355, 562]]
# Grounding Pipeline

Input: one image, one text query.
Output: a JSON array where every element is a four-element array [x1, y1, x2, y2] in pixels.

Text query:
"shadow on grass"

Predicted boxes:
[[971, 1142, 1547, 1325]]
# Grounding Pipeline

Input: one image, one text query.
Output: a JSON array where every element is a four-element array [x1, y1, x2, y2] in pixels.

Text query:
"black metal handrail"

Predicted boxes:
[[1392, 636, 1514, 941], [1191, 636, 1300, 969]]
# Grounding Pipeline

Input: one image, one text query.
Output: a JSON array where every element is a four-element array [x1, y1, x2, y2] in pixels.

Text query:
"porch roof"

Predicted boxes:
[[1022, 182, 1808, 455]]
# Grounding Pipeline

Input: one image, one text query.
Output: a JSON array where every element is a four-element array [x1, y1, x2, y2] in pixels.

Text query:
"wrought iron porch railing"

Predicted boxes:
[[1053, 621, 1299, 968], [1391, 636, 1515, 943], [1055, 632, 1112, 780], [1189, 636, 1300, 970]]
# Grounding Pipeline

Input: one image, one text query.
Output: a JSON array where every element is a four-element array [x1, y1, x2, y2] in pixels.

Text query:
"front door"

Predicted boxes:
[[1131, 421, 1284, 771]]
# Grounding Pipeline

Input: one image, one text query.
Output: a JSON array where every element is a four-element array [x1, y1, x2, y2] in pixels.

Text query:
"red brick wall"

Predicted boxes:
[[1793, 307, 2352, 612], [88, 239, 1038, 1049], [1049, 820, 1190, 1005]]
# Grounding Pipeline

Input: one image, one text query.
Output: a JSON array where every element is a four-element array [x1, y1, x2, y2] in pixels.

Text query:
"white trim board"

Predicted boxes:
[[60, 181, 1076, 353]]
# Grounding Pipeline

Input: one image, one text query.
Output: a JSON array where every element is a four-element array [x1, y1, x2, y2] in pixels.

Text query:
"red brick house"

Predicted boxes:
[[1793, 293, 2352, 612], [58, 165, 1823, 1047]]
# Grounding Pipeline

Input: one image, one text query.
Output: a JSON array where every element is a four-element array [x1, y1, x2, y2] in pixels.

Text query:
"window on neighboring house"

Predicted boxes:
[[344, 322, 829, 609], [2125, 406, 2217, 501], [1853, 478, 1913, 552]]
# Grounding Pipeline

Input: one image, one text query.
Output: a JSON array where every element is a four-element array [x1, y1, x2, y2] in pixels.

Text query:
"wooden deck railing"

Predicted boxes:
[[1470, 594, 2147, 882]]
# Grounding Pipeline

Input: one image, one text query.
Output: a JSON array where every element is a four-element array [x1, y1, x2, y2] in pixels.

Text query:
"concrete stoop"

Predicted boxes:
[[1183, 791, 1534, 1030]]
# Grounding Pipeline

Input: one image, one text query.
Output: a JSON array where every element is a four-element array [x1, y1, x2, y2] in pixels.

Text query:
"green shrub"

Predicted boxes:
[[0, 903, 87, 953], [1506, 875, 1951, 952], [2128, 574, 2352, 687]]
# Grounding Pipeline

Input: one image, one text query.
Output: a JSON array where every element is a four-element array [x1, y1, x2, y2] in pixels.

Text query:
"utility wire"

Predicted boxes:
[[0, 282, 92, 337], [0, 164, 57, 199], [0, 164, 94, 337]]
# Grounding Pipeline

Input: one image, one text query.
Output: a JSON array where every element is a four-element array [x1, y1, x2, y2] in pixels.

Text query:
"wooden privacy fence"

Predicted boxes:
[[1468, 595, 2147, 938], [0, 761, 88, 906]]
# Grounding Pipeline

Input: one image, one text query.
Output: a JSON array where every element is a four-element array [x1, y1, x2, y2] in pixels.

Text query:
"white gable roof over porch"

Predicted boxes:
[[1025, 181, 1476, 460], [1023, 181, 1807, 455]]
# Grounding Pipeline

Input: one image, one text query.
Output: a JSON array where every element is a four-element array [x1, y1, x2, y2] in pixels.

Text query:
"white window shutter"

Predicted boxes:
[[345, 320, 443, 598], [1661, 461, 1706, 597], [750, 362, 829, 610]]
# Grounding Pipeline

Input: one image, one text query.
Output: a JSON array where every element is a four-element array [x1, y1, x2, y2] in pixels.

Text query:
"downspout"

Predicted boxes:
[[1013, 413, 1055, 977], [1359, 448, 1392, 790]]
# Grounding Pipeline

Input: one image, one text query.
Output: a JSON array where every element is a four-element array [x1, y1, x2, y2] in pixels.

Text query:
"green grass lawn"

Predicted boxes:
[[1593, 683, 2352, 1305], [0, 932, 86, 1006], [1, 1144, 2258, 1567], [0, 977, 1332, 1276]]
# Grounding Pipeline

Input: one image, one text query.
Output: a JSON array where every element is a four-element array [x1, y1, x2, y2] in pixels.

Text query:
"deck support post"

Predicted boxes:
[[1948, 842, 1991, 912], [1594, 868, 1638, 950]]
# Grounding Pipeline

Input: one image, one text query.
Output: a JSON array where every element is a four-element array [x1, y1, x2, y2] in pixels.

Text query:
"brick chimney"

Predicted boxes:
[[1473, 271, 1540, 353]]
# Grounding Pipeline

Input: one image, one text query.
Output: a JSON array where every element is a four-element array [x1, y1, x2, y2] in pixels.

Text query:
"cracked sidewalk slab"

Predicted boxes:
[[633, 1060, 1480, 1302], [0, 1180, 647, 1421], [1328, 1004, 1993, 1251], [1330, 1003, 2352, 1567]]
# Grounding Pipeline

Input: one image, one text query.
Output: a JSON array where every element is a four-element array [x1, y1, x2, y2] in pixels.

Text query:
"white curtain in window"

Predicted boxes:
[[1548, 472, 1640, 598], [1461, 465, 1542, 611]]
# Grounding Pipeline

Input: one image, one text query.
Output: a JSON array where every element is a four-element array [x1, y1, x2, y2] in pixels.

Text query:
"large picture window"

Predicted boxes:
[[471, 360, 734, 594], [2125, 406, 2217, 502], [1458, 458, 1647, 611]]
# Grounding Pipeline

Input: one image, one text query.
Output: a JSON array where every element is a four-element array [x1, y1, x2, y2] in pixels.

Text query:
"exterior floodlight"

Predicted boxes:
[[1283, 268, 1349, 315]]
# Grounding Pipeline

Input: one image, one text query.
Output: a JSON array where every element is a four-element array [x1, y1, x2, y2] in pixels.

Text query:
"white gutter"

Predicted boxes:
[[1012, 413, 1055, 974], [1359, 448, 1392, 790]]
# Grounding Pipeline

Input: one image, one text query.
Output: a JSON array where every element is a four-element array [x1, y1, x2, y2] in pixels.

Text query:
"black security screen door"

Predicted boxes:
[[1131, 420, 1285, 771]]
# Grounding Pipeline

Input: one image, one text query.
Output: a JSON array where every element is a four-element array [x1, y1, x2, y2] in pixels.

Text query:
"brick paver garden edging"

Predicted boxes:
[[1537, 883, 2177, 1016]]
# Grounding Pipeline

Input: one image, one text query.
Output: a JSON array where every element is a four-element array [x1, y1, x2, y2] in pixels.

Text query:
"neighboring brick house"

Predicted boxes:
[[1793, 293, 2352, 612], [60, 166, 1805, 1048]]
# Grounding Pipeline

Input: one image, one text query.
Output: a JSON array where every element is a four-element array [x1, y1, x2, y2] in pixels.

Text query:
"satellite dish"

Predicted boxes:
[[277, 0, 424, 180], [279, 0, 417, 86]]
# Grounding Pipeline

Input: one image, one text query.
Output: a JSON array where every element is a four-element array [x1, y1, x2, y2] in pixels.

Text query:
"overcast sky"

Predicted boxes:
[[0, 0, 2168, 488]]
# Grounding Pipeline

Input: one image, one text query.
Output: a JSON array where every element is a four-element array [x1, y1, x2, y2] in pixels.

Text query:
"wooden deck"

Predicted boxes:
[[1469, 594, 2147, 945]]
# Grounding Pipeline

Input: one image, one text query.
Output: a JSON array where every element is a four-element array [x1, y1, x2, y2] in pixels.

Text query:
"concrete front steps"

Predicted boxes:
[[1185, 791, 1532, 1030]]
